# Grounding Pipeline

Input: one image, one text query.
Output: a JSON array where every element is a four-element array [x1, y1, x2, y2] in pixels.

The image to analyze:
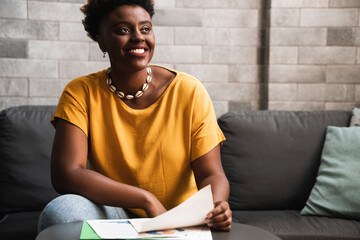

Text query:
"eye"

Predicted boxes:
[[141, 26, 151, 33], [116, 27, 130, 34]]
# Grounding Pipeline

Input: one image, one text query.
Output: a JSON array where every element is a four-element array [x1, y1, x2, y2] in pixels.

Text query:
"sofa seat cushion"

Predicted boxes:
[[233, 210, 360, 240], [218, 110, 352, 210], [0, 211, 40, 239]]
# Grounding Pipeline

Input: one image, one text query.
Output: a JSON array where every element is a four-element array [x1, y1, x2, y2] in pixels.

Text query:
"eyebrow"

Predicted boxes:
[[140, 20, 152, 26], [113, 20, 152, 27]]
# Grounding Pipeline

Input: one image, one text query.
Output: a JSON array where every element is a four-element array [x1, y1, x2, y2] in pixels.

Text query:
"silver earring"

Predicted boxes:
[[103, 51, 106, 58]]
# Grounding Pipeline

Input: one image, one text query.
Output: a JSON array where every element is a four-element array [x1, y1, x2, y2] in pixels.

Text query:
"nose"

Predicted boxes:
[[131, 29, 145, 42]]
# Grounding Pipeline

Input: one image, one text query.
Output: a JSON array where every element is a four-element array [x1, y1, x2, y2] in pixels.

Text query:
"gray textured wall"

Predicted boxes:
[[268, 0, 360, 111], [0, 0, 359, 116]]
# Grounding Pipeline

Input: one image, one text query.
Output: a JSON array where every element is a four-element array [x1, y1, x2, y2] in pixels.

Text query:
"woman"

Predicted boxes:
[[38, 0, 232, 232]]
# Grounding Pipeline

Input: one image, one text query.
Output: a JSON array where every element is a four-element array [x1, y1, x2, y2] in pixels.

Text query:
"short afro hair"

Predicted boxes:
[[81, 0, 155, 41]]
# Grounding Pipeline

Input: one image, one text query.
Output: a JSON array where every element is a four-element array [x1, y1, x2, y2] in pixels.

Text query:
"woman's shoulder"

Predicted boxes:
[[175, 70, 207, 94], [65, 69, 107, 91], [154, 65, 203, 89]]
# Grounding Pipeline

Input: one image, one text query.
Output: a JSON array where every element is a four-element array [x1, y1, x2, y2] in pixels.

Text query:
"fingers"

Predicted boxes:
[[205, 201, 232, 231], [211, 216, 232, 231], [209, 201, 228, 217]]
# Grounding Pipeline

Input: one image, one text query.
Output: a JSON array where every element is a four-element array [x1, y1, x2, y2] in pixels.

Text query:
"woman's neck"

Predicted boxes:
[[110, 65, 148, 94]]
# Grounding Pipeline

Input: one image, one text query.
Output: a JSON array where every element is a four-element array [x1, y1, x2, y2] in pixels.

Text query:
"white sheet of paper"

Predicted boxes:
[[86, 220, 139, 239], [86, 219, 212, 239], [129, 185, 214, 232], [180, 226, 213, 240]]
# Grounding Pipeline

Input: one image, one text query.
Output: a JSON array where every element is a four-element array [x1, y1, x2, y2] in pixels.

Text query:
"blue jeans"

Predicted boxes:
[[38, 194, 138, 233]]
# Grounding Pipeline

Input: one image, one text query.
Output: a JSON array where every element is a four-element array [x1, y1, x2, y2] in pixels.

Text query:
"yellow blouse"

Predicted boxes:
[[52, 66, 225, 216]]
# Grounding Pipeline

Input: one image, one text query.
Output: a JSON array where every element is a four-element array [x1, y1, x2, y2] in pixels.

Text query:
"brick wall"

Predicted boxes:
[[0, 0, 359, 116], [268, 0, 360, 110]]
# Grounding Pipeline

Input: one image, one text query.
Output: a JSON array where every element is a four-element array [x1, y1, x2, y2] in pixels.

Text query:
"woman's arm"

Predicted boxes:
[[51, 118, 166, 217], [191, 144, 232, 231]]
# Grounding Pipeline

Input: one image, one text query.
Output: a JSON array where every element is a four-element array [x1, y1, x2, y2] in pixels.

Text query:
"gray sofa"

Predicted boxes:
[[1, 105, 359, 239], [0, 105, 59, 239], [218, 110, 360, 240]]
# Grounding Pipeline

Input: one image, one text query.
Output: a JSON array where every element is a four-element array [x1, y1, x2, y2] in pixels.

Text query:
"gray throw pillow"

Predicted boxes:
[[301, 126, 360, 220]]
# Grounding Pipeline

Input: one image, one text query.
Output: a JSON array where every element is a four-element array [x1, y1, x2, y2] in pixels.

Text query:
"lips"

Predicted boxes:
[[127, 46, 149, 57], [129, 49, 145, 54]]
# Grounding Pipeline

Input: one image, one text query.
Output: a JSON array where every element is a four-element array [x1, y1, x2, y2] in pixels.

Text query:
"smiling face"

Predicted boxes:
[[97, 4, 155, 71]]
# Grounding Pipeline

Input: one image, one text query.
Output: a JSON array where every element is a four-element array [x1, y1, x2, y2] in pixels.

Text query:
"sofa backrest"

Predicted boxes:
[[0, 105, 59, 216], [218, 110, 352, 211]]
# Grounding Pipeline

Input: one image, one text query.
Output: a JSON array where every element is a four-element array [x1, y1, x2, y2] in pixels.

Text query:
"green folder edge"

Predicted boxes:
[[80, 221, 101, 239]]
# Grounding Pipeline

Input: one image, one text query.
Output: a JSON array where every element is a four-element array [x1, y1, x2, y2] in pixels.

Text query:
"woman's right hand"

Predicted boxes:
[[143, 192, 167, 217]]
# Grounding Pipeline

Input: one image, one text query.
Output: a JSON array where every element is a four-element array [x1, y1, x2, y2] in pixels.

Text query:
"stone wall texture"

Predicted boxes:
[[1, 0, 359, 116]]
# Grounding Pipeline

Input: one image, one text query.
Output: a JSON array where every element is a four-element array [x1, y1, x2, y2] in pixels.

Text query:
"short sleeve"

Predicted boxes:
[[190, 84, 225, 161], [51, 78, 89, 136]]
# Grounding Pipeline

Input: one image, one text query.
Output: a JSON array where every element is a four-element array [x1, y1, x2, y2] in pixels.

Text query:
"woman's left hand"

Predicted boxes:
[[205, 200, 232, 231]]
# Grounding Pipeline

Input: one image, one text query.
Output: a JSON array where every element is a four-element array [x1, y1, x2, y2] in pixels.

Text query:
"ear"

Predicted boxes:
[[96, 34, 106, 53]]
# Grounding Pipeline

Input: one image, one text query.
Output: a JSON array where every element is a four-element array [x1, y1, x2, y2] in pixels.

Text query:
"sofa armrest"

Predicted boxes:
[[0, 105, 60, 215]]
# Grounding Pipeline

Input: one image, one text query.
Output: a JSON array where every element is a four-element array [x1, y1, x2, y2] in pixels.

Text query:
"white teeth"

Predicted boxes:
[[129, 49, 145, 53]]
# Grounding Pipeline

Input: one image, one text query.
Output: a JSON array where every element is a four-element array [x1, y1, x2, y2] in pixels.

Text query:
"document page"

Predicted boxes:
[[85, 185, 214, 239], [129, 185, 214, 232], [85, 220, 212, 239]]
